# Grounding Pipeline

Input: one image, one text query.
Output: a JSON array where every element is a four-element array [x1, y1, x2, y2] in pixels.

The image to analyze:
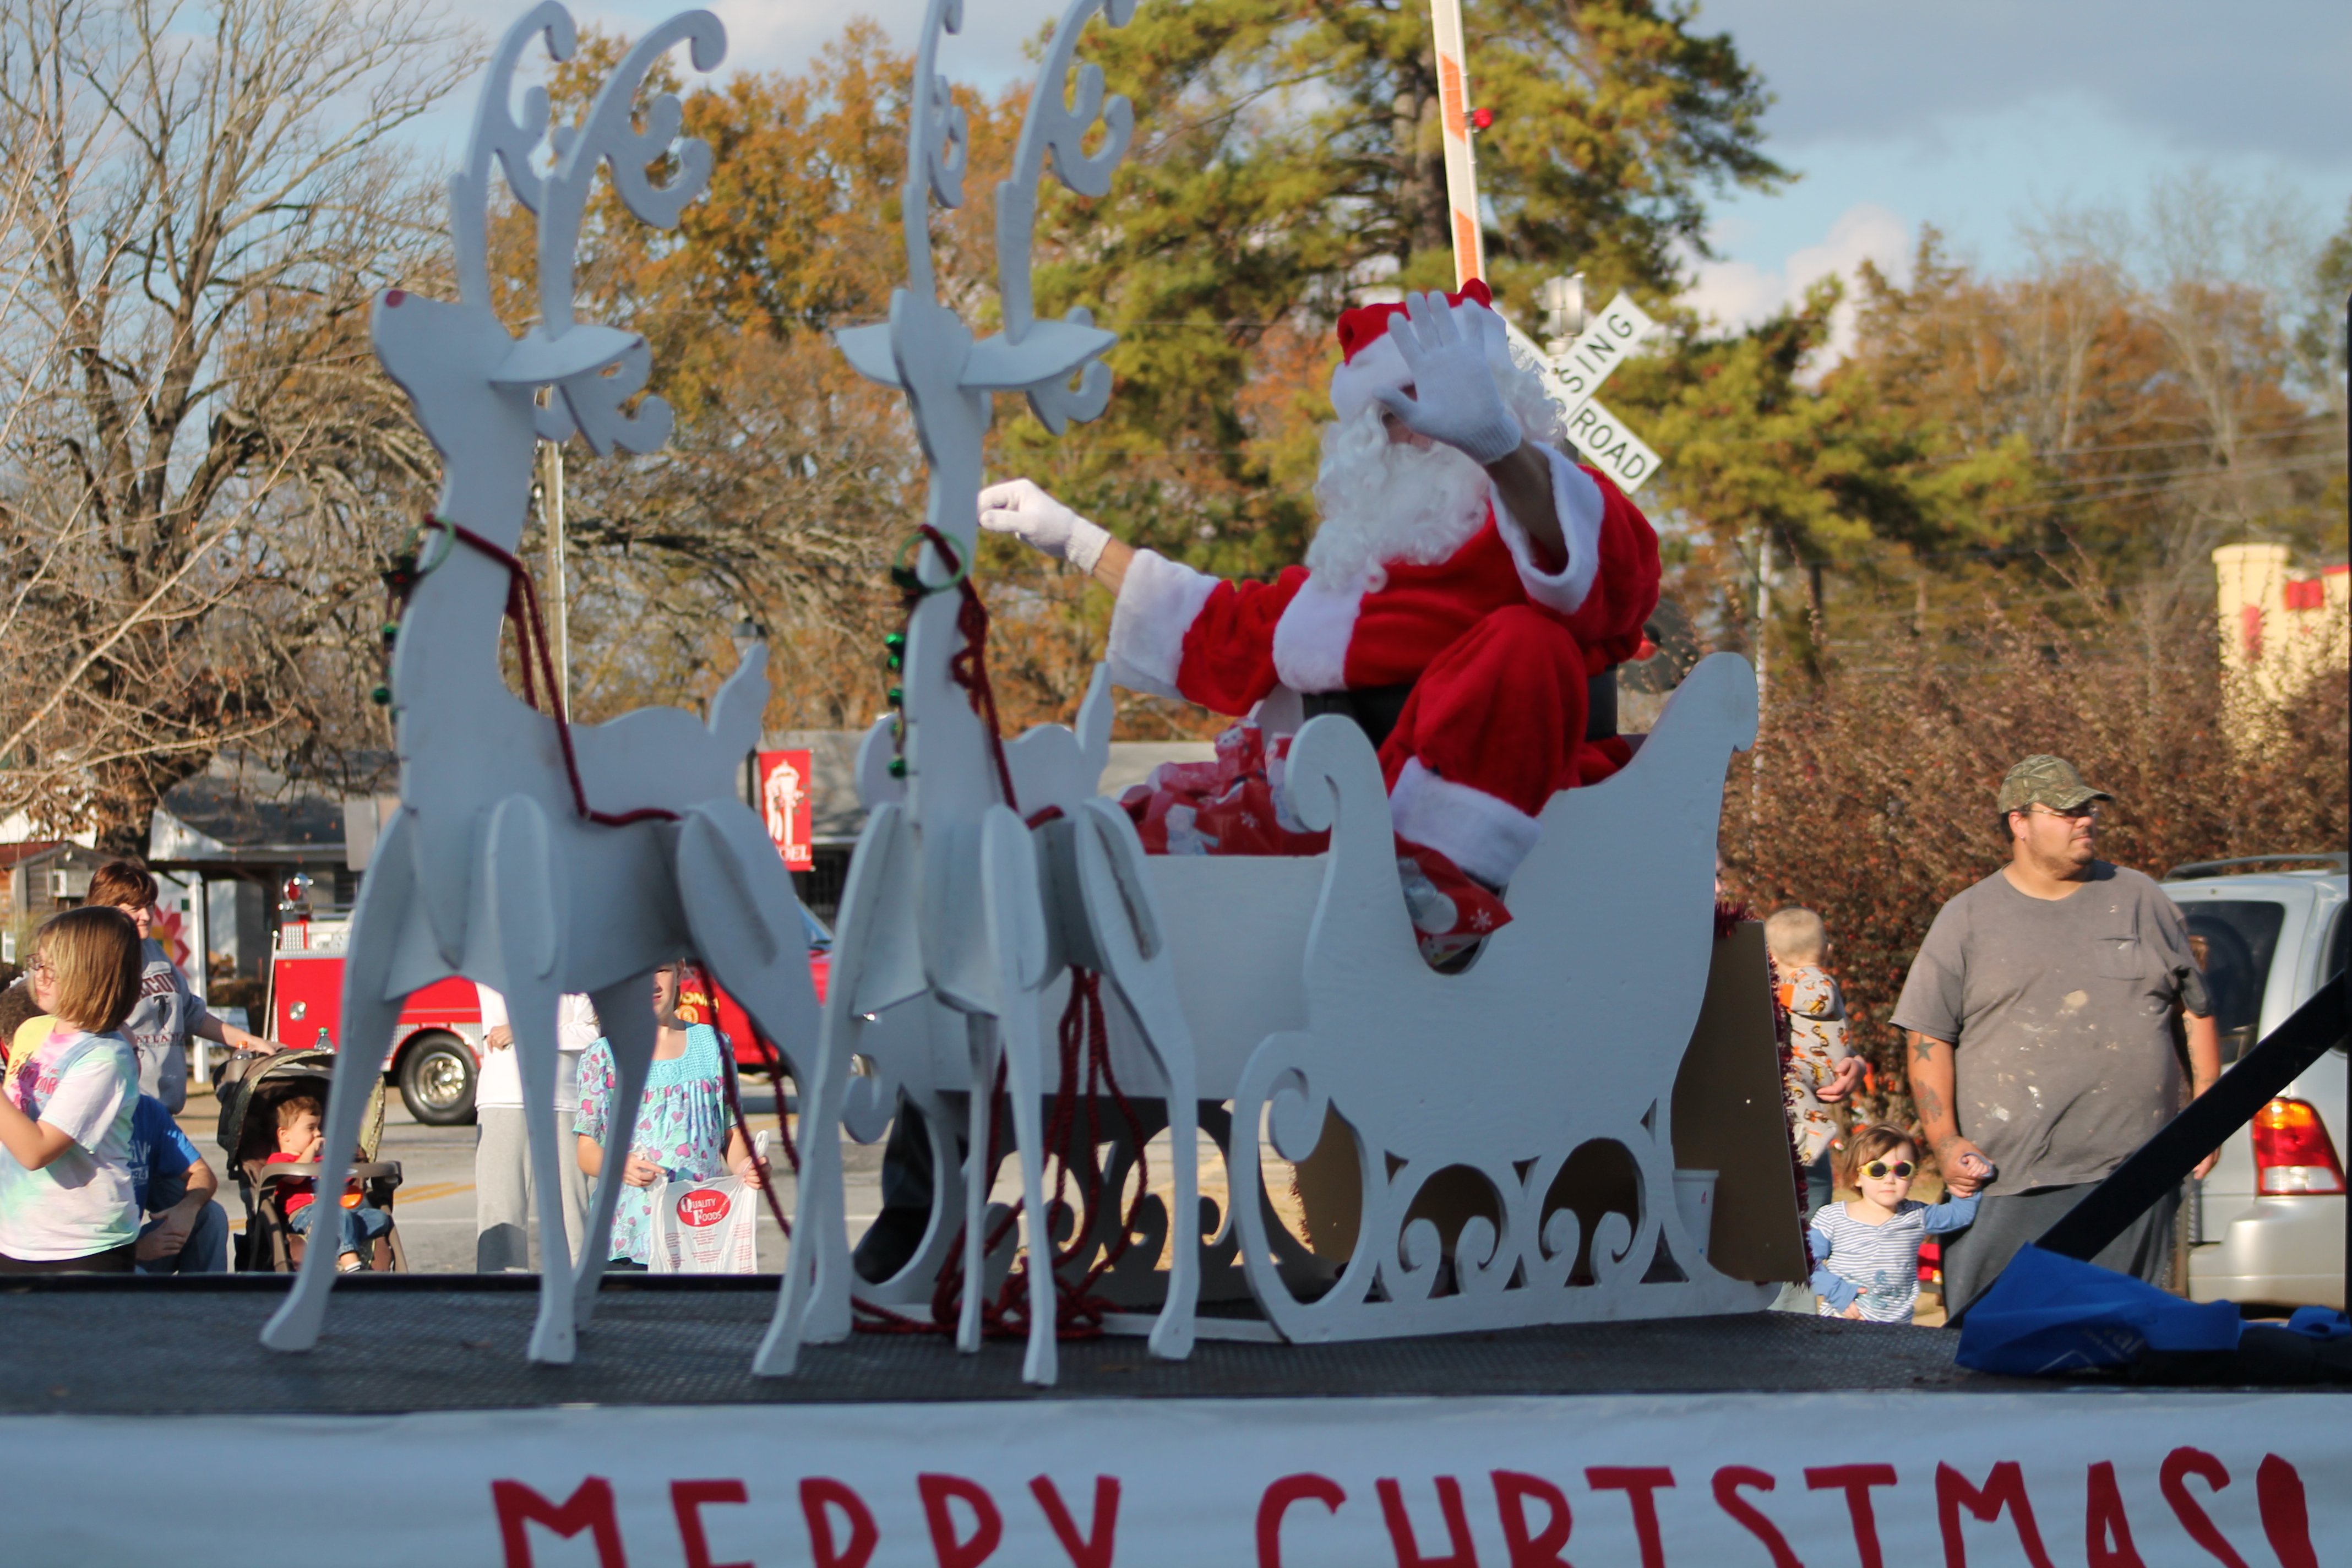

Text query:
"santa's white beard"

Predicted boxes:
[[1304, 406, 1492, 593]]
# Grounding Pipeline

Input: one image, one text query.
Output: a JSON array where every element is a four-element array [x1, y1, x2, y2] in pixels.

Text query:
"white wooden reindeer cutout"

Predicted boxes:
[[262, 6, 823, 1365], [765, 0, 1203, 1386]]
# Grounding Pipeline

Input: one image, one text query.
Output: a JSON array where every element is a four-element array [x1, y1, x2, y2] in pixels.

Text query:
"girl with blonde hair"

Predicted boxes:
[[0, 906, 145, 1272]]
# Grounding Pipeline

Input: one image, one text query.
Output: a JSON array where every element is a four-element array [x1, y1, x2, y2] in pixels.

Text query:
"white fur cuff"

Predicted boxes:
[[1331, 336, 1409, 422], [1493, 442, 1605, 615], [1270, 579, 1363, 694], [1107, 549, 1218, 699], [1388, 757, 1544, 889]]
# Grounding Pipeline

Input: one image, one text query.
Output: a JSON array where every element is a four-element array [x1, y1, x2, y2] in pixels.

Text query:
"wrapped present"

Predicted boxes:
[[1120, 721, 1511, 961]]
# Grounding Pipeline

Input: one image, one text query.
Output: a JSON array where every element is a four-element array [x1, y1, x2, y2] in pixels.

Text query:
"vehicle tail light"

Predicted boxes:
[[2251, 1098, 2346, 1195]]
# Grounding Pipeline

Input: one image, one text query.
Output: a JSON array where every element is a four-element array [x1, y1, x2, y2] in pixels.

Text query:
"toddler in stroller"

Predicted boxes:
[[216, 1049, 405, 1272], [268, 1095, 391, 1272]]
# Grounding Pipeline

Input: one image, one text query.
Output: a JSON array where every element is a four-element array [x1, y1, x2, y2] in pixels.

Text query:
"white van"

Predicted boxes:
[[2166, 856, 2348, 1311]]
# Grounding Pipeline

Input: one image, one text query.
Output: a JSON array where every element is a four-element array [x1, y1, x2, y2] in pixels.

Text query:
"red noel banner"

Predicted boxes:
[[756, 749, 814, 871]]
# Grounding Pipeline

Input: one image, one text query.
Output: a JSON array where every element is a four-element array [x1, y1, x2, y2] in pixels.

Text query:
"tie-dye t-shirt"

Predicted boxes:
[[0, 1025, 139, 1260]]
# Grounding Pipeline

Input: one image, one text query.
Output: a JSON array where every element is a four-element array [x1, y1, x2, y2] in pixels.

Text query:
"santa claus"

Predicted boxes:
[[980, 281, 1659, 899]]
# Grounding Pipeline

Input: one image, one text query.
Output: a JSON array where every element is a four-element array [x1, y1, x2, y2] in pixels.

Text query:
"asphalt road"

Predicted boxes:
[[179, 1087, 888, 1273]]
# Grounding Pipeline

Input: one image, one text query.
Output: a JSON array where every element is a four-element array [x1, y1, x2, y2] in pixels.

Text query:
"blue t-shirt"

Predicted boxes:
[[127, 1095, 198, 1213]]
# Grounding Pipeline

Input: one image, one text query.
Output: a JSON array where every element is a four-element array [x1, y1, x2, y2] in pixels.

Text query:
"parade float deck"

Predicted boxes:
[[0, 1275, 2260, 1413]]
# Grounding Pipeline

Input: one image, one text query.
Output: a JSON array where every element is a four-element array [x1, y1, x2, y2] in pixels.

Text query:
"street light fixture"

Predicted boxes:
[[730, 613, 765, 808]]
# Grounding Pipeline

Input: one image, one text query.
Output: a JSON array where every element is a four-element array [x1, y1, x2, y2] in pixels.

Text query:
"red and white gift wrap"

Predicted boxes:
[[1107, 319, 1662, 890]]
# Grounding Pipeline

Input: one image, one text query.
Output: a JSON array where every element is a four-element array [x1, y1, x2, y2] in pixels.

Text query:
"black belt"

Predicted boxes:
[[1300, 671, 1618, 752]]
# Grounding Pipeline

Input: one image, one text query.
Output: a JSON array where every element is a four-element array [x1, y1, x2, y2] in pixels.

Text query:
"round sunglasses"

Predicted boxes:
[[1860, 1159, 1916, 1180]]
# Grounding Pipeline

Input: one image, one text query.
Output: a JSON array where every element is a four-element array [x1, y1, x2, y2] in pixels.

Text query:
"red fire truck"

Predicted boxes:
[[265, 907, 834, 1125]]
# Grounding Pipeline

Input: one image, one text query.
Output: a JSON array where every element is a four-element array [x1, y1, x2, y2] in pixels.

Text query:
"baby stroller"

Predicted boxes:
[[215, 1049, 407, 1272]]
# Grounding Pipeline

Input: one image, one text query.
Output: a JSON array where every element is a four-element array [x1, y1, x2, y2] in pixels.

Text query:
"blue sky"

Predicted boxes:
[[1679, 1, 2352, 330], [486, 0, 2352, 329]]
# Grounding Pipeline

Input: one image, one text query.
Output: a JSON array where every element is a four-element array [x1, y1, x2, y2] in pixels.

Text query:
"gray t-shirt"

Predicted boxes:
[[123, 938, 209, 1115], [1891, 863, 2208, 1196]]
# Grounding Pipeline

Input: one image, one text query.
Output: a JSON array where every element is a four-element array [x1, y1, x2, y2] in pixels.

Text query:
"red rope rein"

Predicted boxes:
[[427, 515, 680, 829], [898, 525, 1021, 810]]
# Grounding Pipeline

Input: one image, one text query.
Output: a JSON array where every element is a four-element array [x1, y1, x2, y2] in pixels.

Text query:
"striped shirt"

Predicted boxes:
[[1810, 1195, 1979, 1322]]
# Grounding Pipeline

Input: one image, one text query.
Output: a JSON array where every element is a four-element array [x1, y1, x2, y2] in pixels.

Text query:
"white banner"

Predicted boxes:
[[1563, 396, 1663, 494], [4, 1391, 2340, 1565]]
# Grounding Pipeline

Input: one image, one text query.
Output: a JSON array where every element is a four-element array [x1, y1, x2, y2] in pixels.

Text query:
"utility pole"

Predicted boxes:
[[1753, 524, 1772, 722], [540, 440, 570, 716]]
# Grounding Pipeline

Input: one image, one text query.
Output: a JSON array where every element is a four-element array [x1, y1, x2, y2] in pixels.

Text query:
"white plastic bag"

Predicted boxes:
[[646, 1174, 758, 1273]]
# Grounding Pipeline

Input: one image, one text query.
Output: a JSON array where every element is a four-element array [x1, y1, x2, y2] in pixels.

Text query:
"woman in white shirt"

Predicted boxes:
[[473, 986, 599, 1270]]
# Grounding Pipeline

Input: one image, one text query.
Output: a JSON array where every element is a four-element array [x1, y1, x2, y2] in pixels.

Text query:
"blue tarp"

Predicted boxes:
[[1955, 1245, 2245, 1376]]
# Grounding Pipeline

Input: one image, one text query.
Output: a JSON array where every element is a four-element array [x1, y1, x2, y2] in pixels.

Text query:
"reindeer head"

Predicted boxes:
[[373, 3, 725, 546]]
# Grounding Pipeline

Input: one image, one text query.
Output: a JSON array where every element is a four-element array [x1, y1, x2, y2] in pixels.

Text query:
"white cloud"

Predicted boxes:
[[1683, 202, 1912, 367]]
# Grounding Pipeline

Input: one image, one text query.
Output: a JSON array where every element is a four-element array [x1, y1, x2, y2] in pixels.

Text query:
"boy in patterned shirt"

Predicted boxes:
[[1765, 907, 1860, 1217]]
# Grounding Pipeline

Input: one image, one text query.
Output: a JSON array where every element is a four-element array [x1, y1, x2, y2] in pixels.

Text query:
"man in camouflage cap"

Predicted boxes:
[[1890, 755, 2219, 1318], [1998, 753, 2111, 823]]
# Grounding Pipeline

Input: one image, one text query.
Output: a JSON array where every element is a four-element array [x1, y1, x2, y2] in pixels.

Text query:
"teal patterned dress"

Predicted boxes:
[[573, 1025, 738, 1265]]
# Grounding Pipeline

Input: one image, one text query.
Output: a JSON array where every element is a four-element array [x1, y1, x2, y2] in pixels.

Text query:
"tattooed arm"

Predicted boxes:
[[1908, 1030, 1990, 1196]]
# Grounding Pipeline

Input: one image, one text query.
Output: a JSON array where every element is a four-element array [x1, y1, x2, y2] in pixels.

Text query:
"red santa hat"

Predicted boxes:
[[1329, 278, 1513, 422]]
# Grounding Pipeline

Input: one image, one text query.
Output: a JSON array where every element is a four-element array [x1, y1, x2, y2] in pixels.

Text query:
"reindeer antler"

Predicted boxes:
[[897, 0, 971, 304], [995, 0, 1139, 431], [451, 2, 575, 307], [834, 0, 1136, 421], [519, 10, 727, 454]]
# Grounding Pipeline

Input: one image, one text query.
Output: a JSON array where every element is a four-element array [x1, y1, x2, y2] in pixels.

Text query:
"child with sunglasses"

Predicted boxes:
[[1809, 1123, 1979, 1322]]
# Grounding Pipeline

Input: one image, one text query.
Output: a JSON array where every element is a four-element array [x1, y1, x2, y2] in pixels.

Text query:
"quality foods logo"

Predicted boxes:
[[675, 1189, 732, 1228]]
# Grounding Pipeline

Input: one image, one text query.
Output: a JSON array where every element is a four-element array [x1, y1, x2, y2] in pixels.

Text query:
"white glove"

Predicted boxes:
[[1372, 290, 1524, 465], [977, 478, 1110, 573]]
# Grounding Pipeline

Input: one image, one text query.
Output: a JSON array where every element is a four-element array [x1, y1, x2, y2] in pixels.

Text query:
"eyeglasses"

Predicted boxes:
[[2025, 803, 2100, 820], [1860, 1159, 1915, 1180], [27, 959, 54, 978]]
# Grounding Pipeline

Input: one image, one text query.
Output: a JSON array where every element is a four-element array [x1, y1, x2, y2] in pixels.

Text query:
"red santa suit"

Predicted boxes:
[[1106, 290, 1662, 889]]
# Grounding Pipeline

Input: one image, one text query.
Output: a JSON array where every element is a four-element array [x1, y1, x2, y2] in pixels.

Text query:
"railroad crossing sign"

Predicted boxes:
[[1501, 288, 1665, 494]]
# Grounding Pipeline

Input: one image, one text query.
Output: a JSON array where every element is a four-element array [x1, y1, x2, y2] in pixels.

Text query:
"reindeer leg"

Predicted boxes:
[[263, 813, 419, 1352], [577, 976, 657, 1329], [1073, 800, 1200, 1362], [673, 805, 827, 1364], [472, 797, 576, 1362], [504, 977, 572, 1361], [957, 1011, 996, 1355], [979, 808, 1058, 1385], [761, 803, 922, 1373]]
